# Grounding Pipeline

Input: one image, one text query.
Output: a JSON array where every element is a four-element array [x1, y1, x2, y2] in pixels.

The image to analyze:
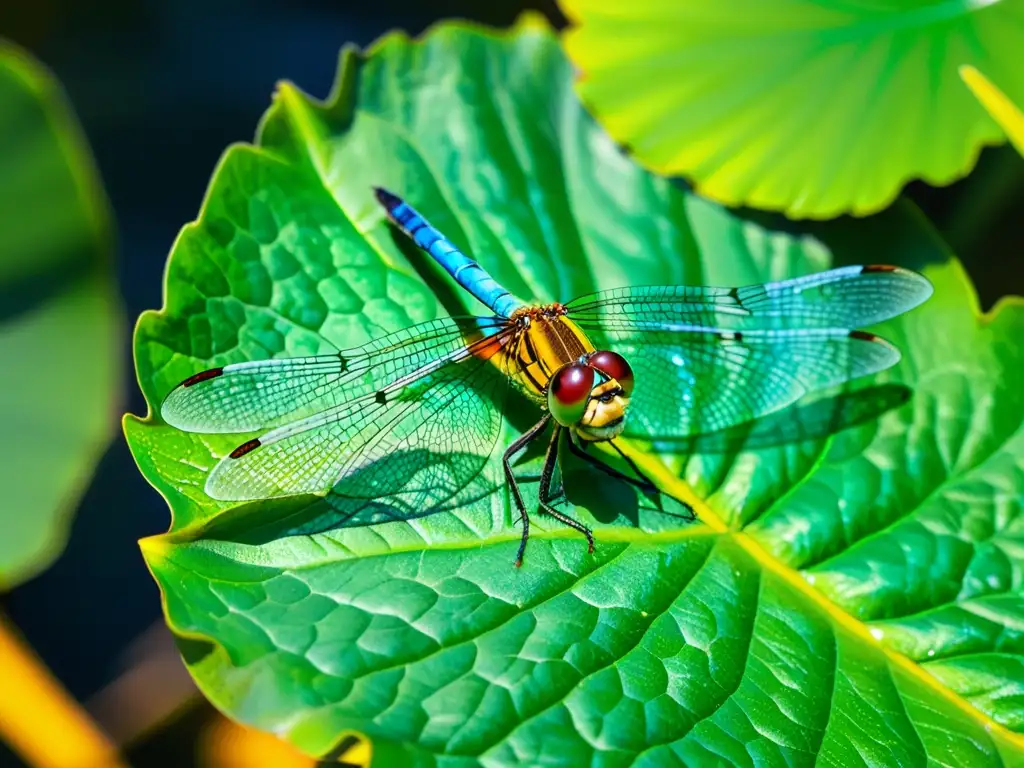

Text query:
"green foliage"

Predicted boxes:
[[561, 0, 1024, 218], [126, 18, 1024, 764], [0, 42, 121, 589]]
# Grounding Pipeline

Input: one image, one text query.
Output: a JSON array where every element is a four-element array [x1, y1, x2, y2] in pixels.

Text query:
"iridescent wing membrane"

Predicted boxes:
[[565, 265, 932, 439], [161, 264, 931, 505], [162, 316, 516, 509]]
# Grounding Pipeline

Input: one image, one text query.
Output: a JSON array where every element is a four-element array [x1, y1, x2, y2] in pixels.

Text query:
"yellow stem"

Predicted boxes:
[[960, 65, 1024, 156], [0, 610, 126, 768]]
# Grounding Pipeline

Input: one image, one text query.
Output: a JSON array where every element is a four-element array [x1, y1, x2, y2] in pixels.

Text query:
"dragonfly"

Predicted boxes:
[[161, 187, 933, 566]]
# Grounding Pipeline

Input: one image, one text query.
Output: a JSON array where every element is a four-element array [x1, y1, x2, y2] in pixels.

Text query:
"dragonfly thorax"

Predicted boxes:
[[508, 305, 595, 400]]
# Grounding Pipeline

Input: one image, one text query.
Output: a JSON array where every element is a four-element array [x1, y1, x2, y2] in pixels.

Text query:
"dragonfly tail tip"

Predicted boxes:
[[373, 186, 401, 210]]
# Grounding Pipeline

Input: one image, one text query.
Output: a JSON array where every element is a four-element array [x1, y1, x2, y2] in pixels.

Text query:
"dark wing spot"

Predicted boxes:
[[182, 367, 224, 387], [861, 265, 897, 273], [849, 330, 879, 341], [375, 391, 388, 405], [229, 438, 261, 459]]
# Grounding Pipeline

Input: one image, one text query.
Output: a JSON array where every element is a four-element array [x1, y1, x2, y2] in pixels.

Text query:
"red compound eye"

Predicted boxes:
[[547, 363, 595, 426], [589, 350, 634, 396]]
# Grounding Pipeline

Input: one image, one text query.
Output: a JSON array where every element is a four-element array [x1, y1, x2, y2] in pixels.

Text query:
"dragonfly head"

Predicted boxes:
[[547, 351, 634, 442]]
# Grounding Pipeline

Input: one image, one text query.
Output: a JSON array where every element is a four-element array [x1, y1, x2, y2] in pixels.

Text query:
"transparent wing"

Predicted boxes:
[[593, 327, 902, 439], [566, 265, 932, 331], [160, 316, 508, 433], [205, 334, 512, 502]]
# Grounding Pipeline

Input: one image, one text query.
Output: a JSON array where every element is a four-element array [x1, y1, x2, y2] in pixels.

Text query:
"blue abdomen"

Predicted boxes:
[[374, 188, 524, 319]]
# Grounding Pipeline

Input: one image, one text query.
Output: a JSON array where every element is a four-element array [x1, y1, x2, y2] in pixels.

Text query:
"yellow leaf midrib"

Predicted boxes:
[[618, 437, 1024, 754]]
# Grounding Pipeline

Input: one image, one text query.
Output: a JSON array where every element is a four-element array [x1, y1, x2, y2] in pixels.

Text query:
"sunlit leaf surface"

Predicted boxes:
[[126, 18, 1024, 764]]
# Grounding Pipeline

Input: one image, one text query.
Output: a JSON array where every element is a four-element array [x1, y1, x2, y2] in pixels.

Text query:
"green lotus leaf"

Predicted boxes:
[[560, 0, 1024, 219], [126, 17, 1024, 763], [0, 42, 121, 589]]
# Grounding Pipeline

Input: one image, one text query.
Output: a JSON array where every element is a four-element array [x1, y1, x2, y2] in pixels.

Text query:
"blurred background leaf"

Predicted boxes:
[[561, 0, 1024, 218], [126, 18, 1024, 763], [0, 39, 128, 768], [0, 41, 122, 590]]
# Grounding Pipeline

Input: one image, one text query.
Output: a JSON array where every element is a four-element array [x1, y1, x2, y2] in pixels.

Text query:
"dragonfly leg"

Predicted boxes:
[[607, 440, 661, 492], [608, 440, 696, 522], [566, 436, 657, 494], [504, 415, 551, 568], [538, 428, 594, 554], [526, 442, 565, 503], [513, 473, 563, 500], [548, 479, 566, 504]]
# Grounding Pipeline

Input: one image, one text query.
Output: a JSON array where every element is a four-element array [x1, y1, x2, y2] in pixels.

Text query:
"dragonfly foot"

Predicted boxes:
[[514, 524, 529, 568]]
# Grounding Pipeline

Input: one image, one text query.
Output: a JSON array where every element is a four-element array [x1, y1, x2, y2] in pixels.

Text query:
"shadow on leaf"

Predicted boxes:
[[650, 382, 910, 454], [191, 448, 500, 547], [187, 383, 910, 546]]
